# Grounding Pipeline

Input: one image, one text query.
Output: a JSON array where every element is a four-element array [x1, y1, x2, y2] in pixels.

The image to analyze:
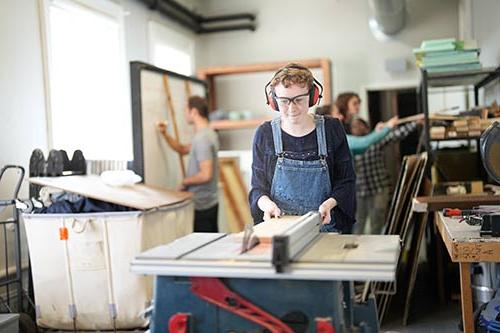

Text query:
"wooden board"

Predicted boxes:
[[413, 194, 500, 212], [210, 118, 271, 131], [374, 153, 428, 324], [402, 180, 432, 325], [29, 175, 192, 211], [234, 216, 300, 243], [219, 158, 252, 232], [162, 74, 186, 177]]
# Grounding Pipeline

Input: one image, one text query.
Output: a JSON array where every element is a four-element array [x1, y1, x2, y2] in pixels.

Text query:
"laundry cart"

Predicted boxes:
[[23, 175, 193, 331]]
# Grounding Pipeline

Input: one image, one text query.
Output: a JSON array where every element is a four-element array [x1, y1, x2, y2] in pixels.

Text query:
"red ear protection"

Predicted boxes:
[[264, 64, 323, 112]]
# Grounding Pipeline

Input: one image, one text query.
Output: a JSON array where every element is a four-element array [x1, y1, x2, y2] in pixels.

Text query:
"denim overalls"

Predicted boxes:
[[270, 115, 337, 232]]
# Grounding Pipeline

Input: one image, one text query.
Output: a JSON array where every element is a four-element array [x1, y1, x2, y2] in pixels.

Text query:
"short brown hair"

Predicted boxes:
[[270, 63, 314, 90], [335, 92, 359, 119], [188, 96, 209, 119]]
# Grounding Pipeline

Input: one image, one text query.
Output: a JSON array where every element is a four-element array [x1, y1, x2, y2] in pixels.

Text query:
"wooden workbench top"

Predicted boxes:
[[435, 212, 500, 262]]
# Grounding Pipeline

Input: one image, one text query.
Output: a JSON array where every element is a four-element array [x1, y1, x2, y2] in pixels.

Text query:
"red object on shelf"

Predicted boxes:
[[190, 277, 293, 333], [443, 208, 463, 217]]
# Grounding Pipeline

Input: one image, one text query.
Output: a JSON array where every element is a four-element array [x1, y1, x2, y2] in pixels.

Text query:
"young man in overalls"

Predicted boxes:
[[249, 64, 356, 233]]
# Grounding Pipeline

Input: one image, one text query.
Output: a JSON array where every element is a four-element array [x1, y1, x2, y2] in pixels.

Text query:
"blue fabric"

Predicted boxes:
[[270, 116, 337, 232], [250, 115, 356, 233], [36, 197, 134, 214], [346, 127, 390, 155]]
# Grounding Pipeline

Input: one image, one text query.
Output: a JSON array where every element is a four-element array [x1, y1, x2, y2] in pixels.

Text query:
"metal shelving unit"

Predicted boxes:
[[419, 66, 500, 155]]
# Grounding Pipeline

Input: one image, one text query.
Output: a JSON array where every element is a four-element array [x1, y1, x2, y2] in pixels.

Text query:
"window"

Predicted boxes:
[[148, 21, 195, 76], [41, 0, 132, 160]]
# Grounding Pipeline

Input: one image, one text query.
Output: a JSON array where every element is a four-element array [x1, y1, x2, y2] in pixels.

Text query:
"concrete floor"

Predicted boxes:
[[381, 301, 461, 333], [380, 262, 463, 333]]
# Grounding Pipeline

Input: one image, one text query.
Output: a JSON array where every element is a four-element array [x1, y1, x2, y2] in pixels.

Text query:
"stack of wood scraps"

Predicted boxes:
[[430, 116, 500, 140]]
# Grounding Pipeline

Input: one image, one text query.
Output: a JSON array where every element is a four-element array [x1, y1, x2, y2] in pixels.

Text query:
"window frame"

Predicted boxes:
[[147, 20, 195, 76], [38, 0, 131, 159]]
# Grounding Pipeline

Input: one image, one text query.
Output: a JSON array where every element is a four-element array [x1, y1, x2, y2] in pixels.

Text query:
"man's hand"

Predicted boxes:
[[176, 183, 186, 191], [318, 198, 337, 224], [385, 116, 399, 129], [257, 196, 282, 221], [157, 121, 168, 134], [375, 121, 385, 132]]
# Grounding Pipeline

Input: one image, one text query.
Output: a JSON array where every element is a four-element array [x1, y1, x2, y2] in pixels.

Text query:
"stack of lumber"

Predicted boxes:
[[429, 115, 499, 140], [364, 153, 429, 325]]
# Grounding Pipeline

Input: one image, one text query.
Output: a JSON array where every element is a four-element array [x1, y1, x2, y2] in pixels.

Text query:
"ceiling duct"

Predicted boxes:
[[368, 0, 406, 38], [140, 0, 256, 34]]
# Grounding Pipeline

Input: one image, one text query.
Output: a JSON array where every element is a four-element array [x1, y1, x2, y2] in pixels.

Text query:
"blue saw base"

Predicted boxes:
[[150, 276, 380, 332]]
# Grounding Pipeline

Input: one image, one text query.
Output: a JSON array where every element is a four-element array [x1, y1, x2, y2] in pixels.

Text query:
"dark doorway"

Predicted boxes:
[[366, 88, 419, 185]]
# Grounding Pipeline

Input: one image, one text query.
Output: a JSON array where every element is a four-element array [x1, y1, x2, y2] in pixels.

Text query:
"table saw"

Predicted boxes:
[[131, 212, 400, 332]]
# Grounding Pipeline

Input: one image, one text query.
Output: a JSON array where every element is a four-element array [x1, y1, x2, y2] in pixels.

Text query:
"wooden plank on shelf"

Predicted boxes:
[[210, 118, 271, 130], [413, 194, 500, 212], [197, 59, 326, 78], [198, 58, 333, 110]]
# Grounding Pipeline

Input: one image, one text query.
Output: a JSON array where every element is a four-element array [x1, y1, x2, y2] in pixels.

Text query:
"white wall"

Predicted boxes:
[[196, 0, 459, 149], [0, 0, 199, 287], [0, 0, 199, 198], [0, 0, 47, 200], [472, 0, 500, 67]]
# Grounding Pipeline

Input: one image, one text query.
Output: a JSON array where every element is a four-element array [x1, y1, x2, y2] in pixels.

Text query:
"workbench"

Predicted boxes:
[[435, 212, 500, 333]]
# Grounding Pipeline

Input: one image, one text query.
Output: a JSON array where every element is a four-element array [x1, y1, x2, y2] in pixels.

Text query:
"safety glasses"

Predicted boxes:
[[274, 92, 310, 108]]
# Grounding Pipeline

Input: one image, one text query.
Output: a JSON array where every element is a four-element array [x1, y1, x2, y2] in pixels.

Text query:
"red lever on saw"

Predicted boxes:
[[190, 277, 293, 333], [169, 313, 190, 333], [316, 317, 336, 333]]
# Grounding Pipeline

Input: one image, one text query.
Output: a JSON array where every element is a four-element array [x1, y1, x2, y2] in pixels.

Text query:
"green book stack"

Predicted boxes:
[[413, 38, 481, 73]]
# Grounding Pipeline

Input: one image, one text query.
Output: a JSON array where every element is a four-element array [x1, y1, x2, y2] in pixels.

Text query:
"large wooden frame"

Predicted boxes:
[[218, 158, 252, 232], [198, 59, 332, 130], [130, 61, 207, 187]]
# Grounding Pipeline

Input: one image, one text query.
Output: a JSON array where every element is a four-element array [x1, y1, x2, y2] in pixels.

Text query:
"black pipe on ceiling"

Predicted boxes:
[[139, 0, 256, 34], [154, 0, 201, 32], [202, 13, 256, 23], [201, 24, 256, 34]]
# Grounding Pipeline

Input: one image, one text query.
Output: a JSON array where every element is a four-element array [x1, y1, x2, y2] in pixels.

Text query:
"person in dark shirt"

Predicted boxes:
[[249, 63, 356, 233]]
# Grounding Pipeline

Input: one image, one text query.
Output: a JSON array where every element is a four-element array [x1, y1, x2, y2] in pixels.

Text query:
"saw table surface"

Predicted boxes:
[[132, 232, 400, 281]]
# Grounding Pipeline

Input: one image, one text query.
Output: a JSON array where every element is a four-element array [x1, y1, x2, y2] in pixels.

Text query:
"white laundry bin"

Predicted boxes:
[[24, 176, 194, 330]]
